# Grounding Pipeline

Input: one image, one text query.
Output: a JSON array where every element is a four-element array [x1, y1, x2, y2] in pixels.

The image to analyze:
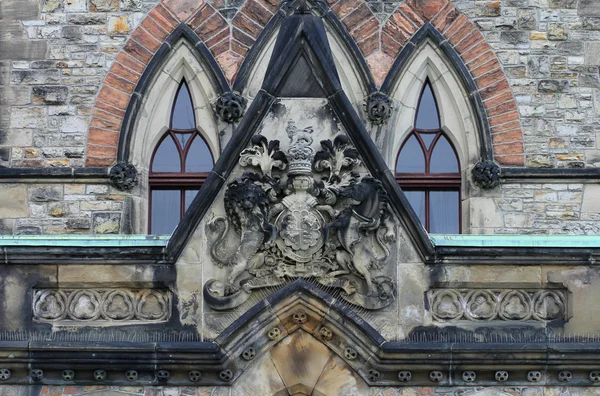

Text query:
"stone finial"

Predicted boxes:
[[280, 0, 327, 17], [215, 92, 247, 123], [471, 161, 501, 189], [364, 92, 393, 125], [109, 161, 139, 192]]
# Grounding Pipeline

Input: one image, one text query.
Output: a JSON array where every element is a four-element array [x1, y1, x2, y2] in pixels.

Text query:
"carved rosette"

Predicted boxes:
[[33, 289, 171, 323], [471, 161, 501, 189], [204, 121, 398, 311], [364, 92, 393, 125], [109, 162, 138, 192], [429, 288, 567, 323], [215, 92, 247, 123]]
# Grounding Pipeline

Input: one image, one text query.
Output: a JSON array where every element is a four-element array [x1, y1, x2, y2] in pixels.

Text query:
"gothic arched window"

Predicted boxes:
[[396, 81, 461, 233], [149, 80, 214, 234]]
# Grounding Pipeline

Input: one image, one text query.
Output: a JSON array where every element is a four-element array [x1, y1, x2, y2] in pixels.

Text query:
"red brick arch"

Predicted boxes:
[[86, 0, 524, 167], [378, 0, 524, 166]]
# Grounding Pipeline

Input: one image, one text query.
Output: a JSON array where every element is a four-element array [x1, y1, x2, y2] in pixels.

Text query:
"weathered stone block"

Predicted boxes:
[[518, 8, 537, 30], [91, 0, 119, 12], [538, 80, 570, 93], [0, 185, 29, 218], [68, 13, 107, 24], [107, 15, 132, 35], [29, 186, 63, 202], [62, 26, 83, 41], [501, 31, 529, 45], [42, 0, 61, 13], [579, 0, 600, 16], [32, 86, 69, 105], [93, 212, 121, 233], [10, 107, 46, 129], [66, 217, 91, 229], [63, 0, 87, 12], [548, 23, 568, 40], [550, 0, 577, 8], [11, 69, 60, 84], [120, 0, 142, 11], [526, 154, 554, 167]]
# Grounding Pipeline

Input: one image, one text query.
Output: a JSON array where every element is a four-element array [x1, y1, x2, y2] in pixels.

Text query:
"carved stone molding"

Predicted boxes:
[[471, 161, 501, 189], [109, 162, 138, 192], [215, 92, 247, 123], [364, 92, 393, 125], [33, 288, 171, 323], [429, 288, 567, 322]]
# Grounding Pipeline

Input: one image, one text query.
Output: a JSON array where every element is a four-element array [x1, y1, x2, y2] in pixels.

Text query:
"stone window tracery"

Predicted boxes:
[[149, 79, 214, 234], [396, 81, 461, 234]]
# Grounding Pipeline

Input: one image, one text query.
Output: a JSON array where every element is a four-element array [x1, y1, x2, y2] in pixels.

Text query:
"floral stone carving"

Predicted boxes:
[[109, 161, 138, 192], [215, 92, 247, 124], [471, 161, 501, 189], [364, 92, 393, 125], [204, 121, 397, 310], [33, 288, 171, 323]]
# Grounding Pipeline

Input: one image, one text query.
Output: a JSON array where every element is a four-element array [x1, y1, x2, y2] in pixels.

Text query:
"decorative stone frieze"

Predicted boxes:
[[364, 92, 393, 125], [215, 92, 247, 124], [429, 288, 567, 322], [109, 161, 138, 192], [33, 288, 171, 323]]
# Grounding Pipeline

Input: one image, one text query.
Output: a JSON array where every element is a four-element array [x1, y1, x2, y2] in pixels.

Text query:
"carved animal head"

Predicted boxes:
[[224, 177, 271, 233]]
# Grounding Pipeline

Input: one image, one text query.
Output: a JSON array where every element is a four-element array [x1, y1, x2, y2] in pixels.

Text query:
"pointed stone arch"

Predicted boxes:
[[379, 1, 524, 166], [212, 280, 384, 389], [85, 3, 230, 167]]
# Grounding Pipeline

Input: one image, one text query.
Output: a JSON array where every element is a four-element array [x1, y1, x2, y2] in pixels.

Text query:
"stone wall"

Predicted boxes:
[[0, 0, 599, 234], [0, 182, 128, 234]]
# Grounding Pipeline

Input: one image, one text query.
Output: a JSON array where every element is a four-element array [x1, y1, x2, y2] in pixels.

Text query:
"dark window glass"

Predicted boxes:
[[185, 189, 200, 212], [430, 135, 459, 173], [430, 191, 460, 234], [186, 135, 214, 172], [404, 190, 426, 226], [149, 80, 215, 234], [396, 135, 425, 173], [396, 80, 461, 233], [420, 133, 436, 150], [174, 132, 192, 150], [171, 82, 195, 130], [151, 190, 181, 235], [415, 83, 440, 130], [152, 135, 181, 172]]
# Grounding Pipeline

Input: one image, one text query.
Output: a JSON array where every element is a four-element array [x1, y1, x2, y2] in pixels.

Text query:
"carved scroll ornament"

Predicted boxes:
[[204, 121, 398, 311]]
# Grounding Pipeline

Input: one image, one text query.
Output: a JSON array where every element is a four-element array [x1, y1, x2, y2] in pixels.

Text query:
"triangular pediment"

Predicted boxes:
[[167, 3, 433, 333]]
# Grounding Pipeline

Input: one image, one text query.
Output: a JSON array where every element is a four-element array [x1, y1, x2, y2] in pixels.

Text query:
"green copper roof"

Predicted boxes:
[[0, 235, 169, 247], [1, 234, 599, 249], [431, 234, 600, 248]]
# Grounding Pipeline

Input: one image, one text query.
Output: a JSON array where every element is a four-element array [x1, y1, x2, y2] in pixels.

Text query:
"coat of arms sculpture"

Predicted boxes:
[[203, 121, 397, 310]]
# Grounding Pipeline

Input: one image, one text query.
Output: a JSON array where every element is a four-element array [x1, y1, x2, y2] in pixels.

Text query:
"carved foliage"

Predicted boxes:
[[109, 162, 138, 192], [239, 135, 287, 177], [471, 161, 501, 189], [365, 92, 393, 125], [215, 92, 247, 124], [429, 288, 567, 322], [33, 289, 171, 323]]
